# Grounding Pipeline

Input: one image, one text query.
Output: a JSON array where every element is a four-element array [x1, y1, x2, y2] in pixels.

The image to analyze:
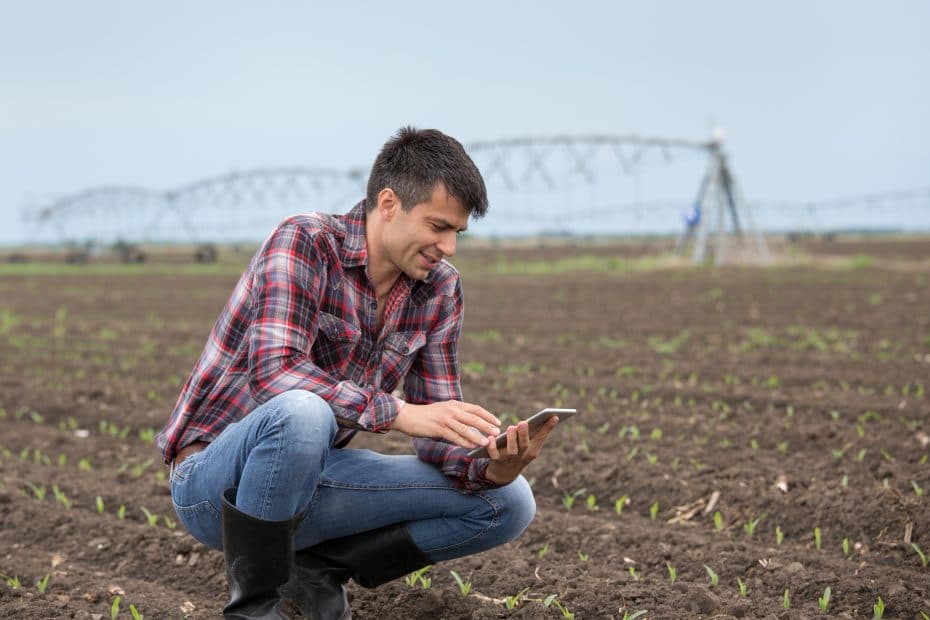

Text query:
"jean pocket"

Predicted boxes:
[[172, 499, 222, 549]]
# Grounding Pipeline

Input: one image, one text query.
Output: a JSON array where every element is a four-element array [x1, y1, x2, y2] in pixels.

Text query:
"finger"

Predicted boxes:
[[527, 416, 559, 451], [486, 433, 500, 459], [516, 421, 531, 452], [459, 402, 502, 428], [506, 425, 519, 455], [460, 412, 500, 438], [442, 420, 479, 449]]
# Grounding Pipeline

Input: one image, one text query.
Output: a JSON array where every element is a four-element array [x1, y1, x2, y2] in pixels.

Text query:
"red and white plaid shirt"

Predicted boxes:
[[156, 201, 494, 490]]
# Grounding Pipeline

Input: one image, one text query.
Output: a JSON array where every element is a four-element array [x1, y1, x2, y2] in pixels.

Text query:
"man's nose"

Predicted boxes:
[[437, 231, 457, 258]]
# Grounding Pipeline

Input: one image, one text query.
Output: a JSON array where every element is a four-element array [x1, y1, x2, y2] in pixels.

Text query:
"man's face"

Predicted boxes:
[[382, 184, 469, 281]]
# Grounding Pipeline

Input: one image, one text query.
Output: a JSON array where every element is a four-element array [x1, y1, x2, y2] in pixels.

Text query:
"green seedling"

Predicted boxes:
[[819, 586, 831, 613], [626, 566, 637, 579], [842, 538, 850, 556], [649, 501, 659, 521], [36, 573, 50, 594], [111, 595, 121, 620], [57, 454, 67, 467], [713, 510, 723, 532], [621, 610, 647, 620], [52, 485, 72, 510], [736, 577, 747, 597], [129, 603, 144, 620], [503, 587, 529, 610], [614, 495, 629, 515], [841, 475, 849, 487], [912, 543, 928, 567], [783, 589, 790, 610], [0, 572, 22, 588], [562, 488, 587, 511], [538, 541, 550, 558], [96, 496, 105, 514], [666, 563, 677, 583], [912, 481, 925, 497], [743, 515, 763, 539], [449, 570, 472, 596], [814, 527, 822, 550], [164, 516, 177, 530], [404, 566, 431, 588], [117, 505, 126, 520], [78, 457, 92, 471], [140, 507, 159, 527], [579, 551, 590, 562], [543, 595, 576, 619], [873, 596, 885, 619], [703, 565, 718, 587], [26, 482, 47, 502], [775, 526, 784, 545], [585, 494, 597, 511]]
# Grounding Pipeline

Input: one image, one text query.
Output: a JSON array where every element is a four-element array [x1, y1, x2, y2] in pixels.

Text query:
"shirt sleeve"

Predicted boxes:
[[246, 223, 400, 432], [408, 277, 501, 492]]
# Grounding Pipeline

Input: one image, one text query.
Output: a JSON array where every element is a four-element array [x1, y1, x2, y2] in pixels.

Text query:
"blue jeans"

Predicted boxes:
[[170, 390, 536, 563]]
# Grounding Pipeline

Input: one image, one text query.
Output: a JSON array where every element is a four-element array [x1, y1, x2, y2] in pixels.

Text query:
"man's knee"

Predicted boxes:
[[494, 476, 536, 542], [263, 390, 338, 443]]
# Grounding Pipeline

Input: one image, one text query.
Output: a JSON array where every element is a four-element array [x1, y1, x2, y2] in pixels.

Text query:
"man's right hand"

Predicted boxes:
[[390, 400, 501, 449]]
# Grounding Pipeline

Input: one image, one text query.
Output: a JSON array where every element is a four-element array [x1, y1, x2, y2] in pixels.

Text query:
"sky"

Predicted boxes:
[[2, 1, 929, 244]]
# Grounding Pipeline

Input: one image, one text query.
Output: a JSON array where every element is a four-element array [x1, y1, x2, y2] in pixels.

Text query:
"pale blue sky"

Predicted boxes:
[[2, 1, 928, 243]]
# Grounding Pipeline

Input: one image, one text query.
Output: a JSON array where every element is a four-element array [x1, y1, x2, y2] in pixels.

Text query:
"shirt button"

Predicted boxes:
[[370, 302, 377, 310]]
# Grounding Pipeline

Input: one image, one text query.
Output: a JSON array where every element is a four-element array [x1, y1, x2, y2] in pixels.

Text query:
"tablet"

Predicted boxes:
[[466, 408, 577, 458]]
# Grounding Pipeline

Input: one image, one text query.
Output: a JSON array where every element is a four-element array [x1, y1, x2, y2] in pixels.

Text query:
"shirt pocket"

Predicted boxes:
[[380, 330, 427, 389], [313, 312, 362, 373]]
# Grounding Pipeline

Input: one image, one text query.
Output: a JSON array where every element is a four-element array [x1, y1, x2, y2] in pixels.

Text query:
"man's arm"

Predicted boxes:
[[402, 277, 502, 491], [246, 222, 399, 432]]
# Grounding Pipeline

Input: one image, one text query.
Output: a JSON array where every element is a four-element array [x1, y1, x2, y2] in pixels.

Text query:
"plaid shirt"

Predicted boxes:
[[155, 201, 495, 491]]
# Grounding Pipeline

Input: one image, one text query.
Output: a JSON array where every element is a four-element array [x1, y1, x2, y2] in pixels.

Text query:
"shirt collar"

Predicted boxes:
[[340, 200, 369, 268], [341, 199, 435, 287]]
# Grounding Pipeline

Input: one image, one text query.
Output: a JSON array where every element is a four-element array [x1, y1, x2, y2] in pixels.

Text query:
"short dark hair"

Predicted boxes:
[[366, 127, 489, 218]]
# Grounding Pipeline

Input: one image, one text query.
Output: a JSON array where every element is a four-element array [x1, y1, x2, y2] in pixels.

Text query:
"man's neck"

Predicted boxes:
[[364, 219, 401, 298]]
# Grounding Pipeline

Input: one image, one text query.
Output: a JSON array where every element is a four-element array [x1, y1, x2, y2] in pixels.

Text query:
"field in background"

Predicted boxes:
[[1, 238, 929, 618]]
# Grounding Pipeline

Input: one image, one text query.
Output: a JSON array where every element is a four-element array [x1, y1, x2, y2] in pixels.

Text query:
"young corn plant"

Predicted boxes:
[[783, 589, 791, 610], [666, 563, 677, 584], [129, 604, 144, 620], [543, 595, 576, 620], [537, 541, 550, 558], [140, 507, 159, 527], [775, 526, 784, 545], [814, 527, 822, 550], [36, 573, 50, 594], [0, 572, 22, 589], [819, 587, 831, 613], [743, 515, 763, 539], [736, 577, 747, 597], [873, 596, 885, 619], [51, 485, 72, 510], [649, 501, 659, 521], [117, 505, 127, 520], [713, 511, 723, 532], [404, 566, 431, 589], [96, 496, 105, 514], [562, 488, 587, 511], [585, 494, 598, 511], [503, 587, 529, 610], [621, 610, 648, 620], [614, 495, 630, 515], [449, 570, 472, 596], [111, 596, 121, 620], [26, 482, 46, 502], [703, 565, 718, 588]]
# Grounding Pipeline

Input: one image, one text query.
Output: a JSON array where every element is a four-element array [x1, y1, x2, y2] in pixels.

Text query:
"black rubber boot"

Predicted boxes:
[[222, 487, 302, 619], [282, 523, 431, 619]]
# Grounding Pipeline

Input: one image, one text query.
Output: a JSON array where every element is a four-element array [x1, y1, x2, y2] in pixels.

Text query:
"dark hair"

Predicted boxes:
[[366, 127, 488, 218]]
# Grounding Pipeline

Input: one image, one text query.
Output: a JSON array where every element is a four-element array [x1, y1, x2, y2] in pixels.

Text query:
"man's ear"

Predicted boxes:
[[377, 188, 400, 221]]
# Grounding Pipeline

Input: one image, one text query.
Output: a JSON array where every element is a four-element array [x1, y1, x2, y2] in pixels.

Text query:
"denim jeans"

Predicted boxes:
[[170, 390, 536, 563]]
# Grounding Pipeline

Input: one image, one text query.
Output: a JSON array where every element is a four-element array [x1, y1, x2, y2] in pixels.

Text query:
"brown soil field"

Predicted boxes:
[[1, 239, 929, 619]]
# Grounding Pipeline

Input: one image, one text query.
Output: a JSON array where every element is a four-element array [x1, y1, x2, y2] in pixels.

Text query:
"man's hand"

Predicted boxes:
[[484, 416, 560, 486], [391, 400, 501, 449]]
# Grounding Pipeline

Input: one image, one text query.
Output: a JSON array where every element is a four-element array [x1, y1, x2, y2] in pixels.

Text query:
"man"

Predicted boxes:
[[155, 127, 560, 619]]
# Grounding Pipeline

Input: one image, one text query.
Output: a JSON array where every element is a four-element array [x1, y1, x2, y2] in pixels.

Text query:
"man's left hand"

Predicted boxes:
[[483, 416, 560, 485]]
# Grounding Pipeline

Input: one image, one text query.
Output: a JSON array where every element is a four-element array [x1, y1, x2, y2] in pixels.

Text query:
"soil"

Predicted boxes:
[[1, 238, 929, 619]]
